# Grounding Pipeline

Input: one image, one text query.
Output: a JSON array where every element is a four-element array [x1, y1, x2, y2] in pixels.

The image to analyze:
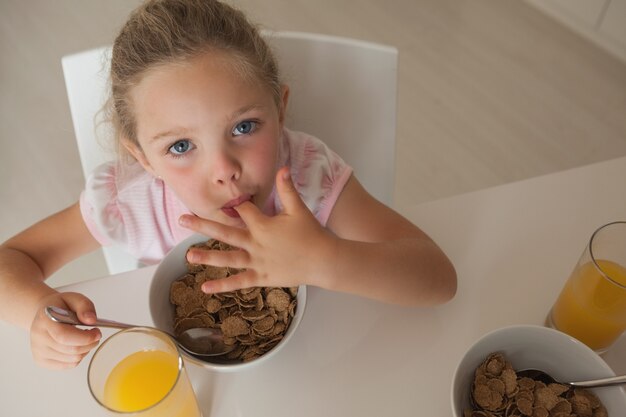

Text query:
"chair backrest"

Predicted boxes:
[[62, 31, 398, 275], [265, 31, 397, 206], [63, 47, 139, 275]]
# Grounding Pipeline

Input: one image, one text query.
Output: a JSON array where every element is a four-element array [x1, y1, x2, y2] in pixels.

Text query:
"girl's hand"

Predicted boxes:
[[30, 292, 101, 370], [180, 167, 334, 293]]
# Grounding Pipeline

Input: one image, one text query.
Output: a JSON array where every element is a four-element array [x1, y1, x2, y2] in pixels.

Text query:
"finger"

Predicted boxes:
[[275, 166, 306, 214], [31, 331, 97, 368], [35, 356, 83, 370], [48, 322, 101, 347], [233, 200, 266, 226], [61, 292, 98, 325], [39, 342, 92, 365], [47, 330, 101, 355], [201, 270, 259, 294], [186, 247, 250, 269], [44, 347, 90, 367], [179, 215, 248, 247]]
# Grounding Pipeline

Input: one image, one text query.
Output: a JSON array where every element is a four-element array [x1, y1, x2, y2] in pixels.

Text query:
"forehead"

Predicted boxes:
[[134, 49, 266, 101], [130, 51, 276, 132]]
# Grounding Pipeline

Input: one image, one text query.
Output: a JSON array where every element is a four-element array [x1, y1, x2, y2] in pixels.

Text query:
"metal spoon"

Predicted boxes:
[[517, 368, 626, 388], [45, 306, 233, 357]]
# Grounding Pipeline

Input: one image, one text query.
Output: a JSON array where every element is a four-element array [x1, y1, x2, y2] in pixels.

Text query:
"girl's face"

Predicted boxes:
[[127, 51, 288, 227]]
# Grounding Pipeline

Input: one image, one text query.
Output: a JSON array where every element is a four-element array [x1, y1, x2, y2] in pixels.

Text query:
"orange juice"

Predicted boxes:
[[104, 349, 201, 416], [550, 259, 626, 351]]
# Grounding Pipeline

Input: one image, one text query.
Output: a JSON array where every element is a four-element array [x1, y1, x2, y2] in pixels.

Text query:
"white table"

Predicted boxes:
[[2, 156, 626, 416]]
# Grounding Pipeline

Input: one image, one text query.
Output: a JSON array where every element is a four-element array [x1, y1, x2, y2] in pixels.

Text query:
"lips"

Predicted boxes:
[[221, 194, 252, 218]]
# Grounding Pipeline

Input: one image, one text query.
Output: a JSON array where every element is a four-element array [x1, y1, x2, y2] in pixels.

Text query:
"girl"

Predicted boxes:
[[0, 0, 456, 370]]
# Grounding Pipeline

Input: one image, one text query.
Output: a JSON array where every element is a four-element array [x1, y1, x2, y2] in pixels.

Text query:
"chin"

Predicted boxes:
[[219, 213, 247, 229]]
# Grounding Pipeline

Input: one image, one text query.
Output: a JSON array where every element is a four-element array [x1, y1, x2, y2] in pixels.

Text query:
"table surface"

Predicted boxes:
[[2, 156, 626, 416]]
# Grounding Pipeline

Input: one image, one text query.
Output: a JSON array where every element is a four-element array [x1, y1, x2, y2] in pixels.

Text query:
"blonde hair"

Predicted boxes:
[[108, 0, 282, 156]]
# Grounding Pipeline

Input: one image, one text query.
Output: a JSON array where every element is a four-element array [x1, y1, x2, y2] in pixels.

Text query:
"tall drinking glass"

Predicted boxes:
[[88, 327, 202, 416], [547, 221, 626, 353]]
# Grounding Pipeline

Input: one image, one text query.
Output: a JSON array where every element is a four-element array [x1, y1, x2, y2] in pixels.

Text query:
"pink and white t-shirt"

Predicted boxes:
[[79, 128, 352, 265]]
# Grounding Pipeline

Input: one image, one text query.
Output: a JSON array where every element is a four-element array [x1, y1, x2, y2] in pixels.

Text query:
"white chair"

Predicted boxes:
[[62, 47, 140, 275], [62, 31, 398, 275]]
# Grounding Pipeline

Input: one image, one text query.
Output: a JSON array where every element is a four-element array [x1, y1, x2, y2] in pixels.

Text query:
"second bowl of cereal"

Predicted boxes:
[[149, 233, 306, 372], [451, 325, 626, 417]]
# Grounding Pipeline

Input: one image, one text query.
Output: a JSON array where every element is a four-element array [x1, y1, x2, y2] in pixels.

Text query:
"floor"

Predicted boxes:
[[1, 0, 625, 287]]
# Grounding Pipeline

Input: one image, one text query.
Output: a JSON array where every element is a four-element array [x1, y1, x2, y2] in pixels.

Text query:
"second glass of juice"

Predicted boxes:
[[88, 327, 202, 416], [547, 221, 626, 353]]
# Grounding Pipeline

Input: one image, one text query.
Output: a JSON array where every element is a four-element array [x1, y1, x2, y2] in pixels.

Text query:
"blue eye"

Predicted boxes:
[[168, 140, 193, 156], [233, 120, 257, 136]]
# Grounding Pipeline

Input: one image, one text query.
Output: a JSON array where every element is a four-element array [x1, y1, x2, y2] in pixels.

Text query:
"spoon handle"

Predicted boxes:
[[571, 375, 626, 388], [45, 306, 134, 329]]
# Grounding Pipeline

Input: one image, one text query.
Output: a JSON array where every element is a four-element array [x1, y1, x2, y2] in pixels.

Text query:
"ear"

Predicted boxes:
[[122, 138, 158, 177], [278, 84, 290, 127]]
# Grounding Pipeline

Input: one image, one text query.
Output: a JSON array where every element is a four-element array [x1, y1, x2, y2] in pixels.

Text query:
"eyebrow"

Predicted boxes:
[[231, 104, 266, 119], [151, 127, 191, 142], [150, 104, 268, 142]]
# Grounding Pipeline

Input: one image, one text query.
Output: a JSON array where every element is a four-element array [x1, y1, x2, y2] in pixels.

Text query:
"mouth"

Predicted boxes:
[[221, 194, 252, 218]]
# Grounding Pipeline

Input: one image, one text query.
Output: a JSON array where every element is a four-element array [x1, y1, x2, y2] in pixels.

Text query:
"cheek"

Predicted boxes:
[[166, 168, 194, 185], [247, 148, 278, 192], [160, 165, 206, 200], [251, 133, 280, 173], [250, 148, 276, 173]]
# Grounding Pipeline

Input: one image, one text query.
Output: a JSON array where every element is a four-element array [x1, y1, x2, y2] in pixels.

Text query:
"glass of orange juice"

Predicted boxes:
[[547, 221, 626, 353], [88, 327, 202, 416]]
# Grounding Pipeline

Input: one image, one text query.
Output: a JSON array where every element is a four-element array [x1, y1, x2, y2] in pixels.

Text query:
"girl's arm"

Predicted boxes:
[[321, 175, 457, 306], [181, 167, 457, 306], [0, 203, 103, 368]]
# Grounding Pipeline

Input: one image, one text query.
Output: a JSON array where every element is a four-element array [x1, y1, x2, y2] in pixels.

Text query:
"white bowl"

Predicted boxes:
[[451, 325, 626, 416], [149, 233, 306, 372]]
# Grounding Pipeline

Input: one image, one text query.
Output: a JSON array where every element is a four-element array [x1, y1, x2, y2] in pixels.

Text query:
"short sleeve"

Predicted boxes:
[[79, 162, 121, 247], [282, 130, 353, 226], [78, 161, 189, 265]]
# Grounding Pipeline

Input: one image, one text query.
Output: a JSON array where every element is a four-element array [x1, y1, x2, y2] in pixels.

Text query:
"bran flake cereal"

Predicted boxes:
[[466, 352, 608, 417], [169, 239, 298, 362]]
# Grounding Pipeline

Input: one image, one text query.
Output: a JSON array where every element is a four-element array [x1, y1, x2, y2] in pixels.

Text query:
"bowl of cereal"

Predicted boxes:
[[451, 325, 626, 417], [149, 233, 306, 372]]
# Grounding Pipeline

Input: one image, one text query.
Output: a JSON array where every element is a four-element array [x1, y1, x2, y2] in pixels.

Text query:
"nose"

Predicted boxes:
[[210, 147, 241, 185]]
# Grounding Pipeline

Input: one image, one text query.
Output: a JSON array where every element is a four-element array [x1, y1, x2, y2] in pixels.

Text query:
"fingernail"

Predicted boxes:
[[186, 250, 198, 263], [201, 282, 213, 293], [179, 215, 191, 227], [282, 169, 290, 182], [83, 312, 96, 321]]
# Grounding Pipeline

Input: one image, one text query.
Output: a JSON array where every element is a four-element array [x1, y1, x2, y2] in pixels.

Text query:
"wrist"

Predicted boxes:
[[306, 230, 340, 290], [29, 288, 60, 325]]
